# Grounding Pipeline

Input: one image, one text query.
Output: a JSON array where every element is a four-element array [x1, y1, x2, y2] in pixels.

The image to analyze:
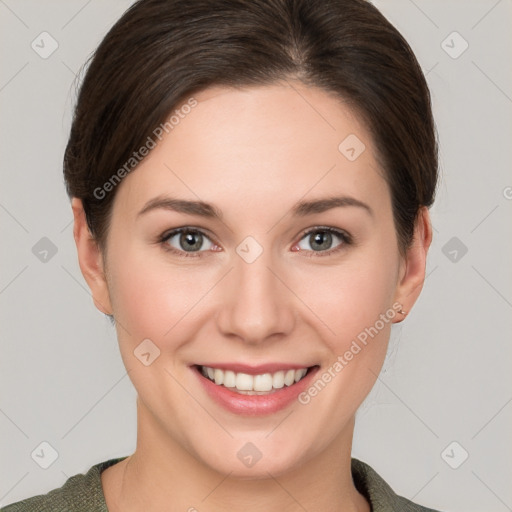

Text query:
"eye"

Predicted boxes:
[[159, 226, 352, 259], [292, 227, 352, 257], [160, 228, 217, 257]]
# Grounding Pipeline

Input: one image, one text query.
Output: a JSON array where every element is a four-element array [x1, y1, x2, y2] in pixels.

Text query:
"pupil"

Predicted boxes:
[[181, 231, 202, 251], [312, 231, 331, 251]]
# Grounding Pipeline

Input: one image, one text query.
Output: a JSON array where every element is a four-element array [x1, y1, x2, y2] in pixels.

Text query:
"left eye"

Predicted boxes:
[[294, 228, 350, 254]]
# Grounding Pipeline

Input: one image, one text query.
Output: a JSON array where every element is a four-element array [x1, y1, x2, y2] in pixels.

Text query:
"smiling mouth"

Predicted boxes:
[[196, 365, 316, 395]]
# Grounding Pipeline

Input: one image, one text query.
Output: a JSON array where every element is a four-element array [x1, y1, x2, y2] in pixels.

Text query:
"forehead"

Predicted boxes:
[[111, 81, 389, 219]]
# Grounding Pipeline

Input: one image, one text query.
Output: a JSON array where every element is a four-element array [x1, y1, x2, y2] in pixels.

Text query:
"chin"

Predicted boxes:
[[192, 437, 306, 480]]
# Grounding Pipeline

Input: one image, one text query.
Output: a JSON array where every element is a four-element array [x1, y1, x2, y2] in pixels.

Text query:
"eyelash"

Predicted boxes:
[[158, 226, 353, 259]]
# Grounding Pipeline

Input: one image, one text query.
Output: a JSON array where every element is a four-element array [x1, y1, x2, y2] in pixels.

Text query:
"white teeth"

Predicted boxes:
[[223, 370, 236, 388], [253, 373, 273, 392], [214, 368, 224, 385], [235, 373, 253, 391], [284, 369, 295, 386], [295, 368, 307, 382], [272, 370, 285, 389], [200, 366, 310, 393]]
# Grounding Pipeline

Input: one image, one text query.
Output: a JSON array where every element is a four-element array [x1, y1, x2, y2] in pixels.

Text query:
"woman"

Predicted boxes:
[[2, 0, 443, 510]]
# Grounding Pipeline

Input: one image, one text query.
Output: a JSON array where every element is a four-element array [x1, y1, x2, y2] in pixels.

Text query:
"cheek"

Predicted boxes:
[[291, 250, 399, 430], [106, 245, 198, 345], [108, 233, 399, 348], [296, 248, 399, 351], [106, 243, 227, 372]]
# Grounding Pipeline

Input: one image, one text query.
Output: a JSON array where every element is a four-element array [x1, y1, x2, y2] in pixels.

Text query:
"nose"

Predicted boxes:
[[216, 247, 296, 345]]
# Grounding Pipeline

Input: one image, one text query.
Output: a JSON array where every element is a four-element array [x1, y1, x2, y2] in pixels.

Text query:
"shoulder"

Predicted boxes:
[[3, 456, 446, 511], [0, 457, 128, 512], [351, 458, 446, 512]]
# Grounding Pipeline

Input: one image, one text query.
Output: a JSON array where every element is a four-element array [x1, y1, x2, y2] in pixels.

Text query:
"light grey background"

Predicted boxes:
[[1, 1, 511, 510]]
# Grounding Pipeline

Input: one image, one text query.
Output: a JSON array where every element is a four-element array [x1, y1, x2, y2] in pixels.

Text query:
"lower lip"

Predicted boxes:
[[193, 366, 319, 416]]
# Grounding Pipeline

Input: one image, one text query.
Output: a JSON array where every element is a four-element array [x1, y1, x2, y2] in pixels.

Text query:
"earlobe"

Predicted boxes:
[[392, 207, 433, 323], [71, 198, 113, 316]]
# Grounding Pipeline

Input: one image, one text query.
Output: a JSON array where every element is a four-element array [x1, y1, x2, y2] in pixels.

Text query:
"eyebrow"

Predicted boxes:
[[137, 194, 373, 220]]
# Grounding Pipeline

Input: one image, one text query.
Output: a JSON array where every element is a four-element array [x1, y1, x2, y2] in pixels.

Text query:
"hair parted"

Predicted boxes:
[[64, 0, 438, 255]]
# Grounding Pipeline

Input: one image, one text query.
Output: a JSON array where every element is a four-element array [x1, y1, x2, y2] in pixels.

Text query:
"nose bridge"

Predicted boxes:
[[216, 242, 295, 343]]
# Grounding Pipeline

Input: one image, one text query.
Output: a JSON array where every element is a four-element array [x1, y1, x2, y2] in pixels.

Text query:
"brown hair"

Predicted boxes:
[[64, 0, 438, 255]]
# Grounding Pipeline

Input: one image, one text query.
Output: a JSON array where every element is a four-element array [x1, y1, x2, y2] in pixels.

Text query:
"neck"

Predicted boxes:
[[108, 399, 369, 512]]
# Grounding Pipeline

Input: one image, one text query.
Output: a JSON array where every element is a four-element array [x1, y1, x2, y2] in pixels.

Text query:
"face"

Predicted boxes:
[[77, 81, 428, 478]]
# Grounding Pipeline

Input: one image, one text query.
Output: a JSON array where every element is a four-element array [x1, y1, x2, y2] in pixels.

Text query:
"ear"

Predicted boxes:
[[71, 197, 113, 315], [392, 206, 433, 323]]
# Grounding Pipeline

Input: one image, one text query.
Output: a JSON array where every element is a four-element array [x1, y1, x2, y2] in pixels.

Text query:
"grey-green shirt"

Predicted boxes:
[[1, 457, 444, 511]]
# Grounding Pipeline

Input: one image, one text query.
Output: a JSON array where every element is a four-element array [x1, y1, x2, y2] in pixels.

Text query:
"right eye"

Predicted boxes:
[[160, 228, 219, 258]]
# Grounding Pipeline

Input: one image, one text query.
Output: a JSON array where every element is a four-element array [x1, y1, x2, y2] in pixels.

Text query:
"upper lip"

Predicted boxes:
[[194, 363, 317, 375]]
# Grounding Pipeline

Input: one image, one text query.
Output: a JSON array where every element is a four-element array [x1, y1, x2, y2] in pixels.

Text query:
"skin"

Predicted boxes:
[[72, 81, 432, 512]]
